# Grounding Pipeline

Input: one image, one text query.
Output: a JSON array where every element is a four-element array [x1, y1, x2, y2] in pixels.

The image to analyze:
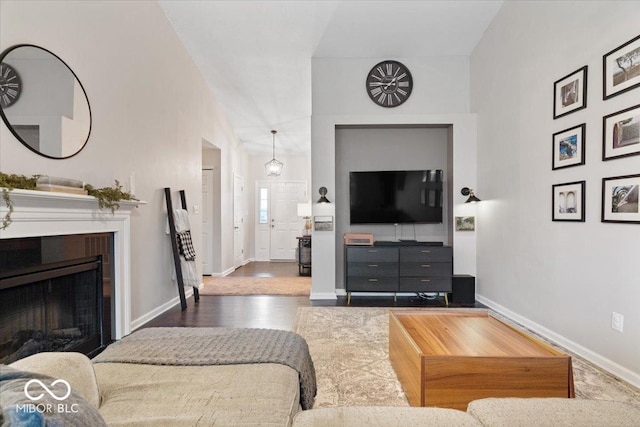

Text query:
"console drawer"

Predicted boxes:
[[347, 277, 398, 292], [400, 246, 452, 262], [399, 277, 452, 293], [347, 247, 398, 262], [400, 262, 452, 277], [347, 262, 399, 277]]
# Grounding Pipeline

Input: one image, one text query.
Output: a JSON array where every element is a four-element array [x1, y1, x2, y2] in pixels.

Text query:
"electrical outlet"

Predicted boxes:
[[611, 312, 624, 333]]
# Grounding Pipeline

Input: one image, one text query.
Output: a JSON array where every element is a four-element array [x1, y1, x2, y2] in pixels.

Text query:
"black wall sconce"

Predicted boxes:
[[461, 187, 481, 203], [317, 186, 331, 203]]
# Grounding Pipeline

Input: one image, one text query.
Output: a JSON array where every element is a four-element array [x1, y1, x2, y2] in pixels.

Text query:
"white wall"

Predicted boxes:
[[471, 0, 640, 386], [0, 1, 249, 328], [311, 57, 478, 299]]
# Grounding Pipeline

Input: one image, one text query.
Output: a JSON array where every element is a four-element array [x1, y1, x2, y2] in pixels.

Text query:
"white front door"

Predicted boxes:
[[233, 174, 244, 268], [270, 182, 306, 260], [202, 169, 214, 275]]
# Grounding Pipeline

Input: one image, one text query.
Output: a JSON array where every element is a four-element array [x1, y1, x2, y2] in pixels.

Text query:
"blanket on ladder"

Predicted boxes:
[[93, 327, 316, 409]]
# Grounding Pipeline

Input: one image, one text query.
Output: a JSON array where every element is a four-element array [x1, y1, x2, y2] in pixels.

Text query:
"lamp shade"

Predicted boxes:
[[297, 202, 312, 217], [317, 186, 331, 203], [461, 187, 481, 203]]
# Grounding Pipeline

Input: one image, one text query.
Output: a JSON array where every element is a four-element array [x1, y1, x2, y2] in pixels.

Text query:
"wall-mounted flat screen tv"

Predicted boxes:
[[349, 170, 443, 224]]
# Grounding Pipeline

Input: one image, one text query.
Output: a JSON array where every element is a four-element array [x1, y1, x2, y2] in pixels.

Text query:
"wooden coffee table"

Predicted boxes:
[[389, 310, 574, 410]]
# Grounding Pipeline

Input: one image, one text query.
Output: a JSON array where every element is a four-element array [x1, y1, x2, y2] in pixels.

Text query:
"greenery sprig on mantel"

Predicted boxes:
[[85, 180, 137, 213], [1, 172, 40, 230], [1, 172, 137, 230]]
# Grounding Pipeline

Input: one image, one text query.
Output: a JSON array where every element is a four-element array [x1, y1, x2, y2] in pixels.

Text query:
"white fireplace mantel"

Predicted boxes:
[[1, 188, 144, 339]]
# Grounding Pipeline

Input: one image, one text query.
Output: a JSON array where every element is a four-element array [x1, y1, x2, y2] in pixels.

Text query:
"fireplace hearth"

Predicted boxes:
[[0, 234, 113, 363]]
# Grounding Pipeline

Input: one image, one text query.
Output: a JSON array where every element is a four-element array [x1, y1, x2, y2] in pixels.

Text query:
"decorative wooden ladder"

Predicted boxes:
[[164, 188, 200, 310]]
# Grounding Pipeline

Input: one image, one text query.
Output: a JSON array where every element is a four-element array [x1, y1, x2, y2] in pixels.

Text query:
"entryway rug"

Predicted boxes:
[[199, 276, 311, 296], [293, 307, 640, 409]]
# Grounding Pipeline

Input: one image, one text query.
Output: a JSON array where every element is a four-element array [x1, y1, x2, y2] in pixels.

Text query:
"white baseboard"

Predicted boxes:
[[215, 266, 235, 277], [309, 292, 337, 300], [129, 288, 195, 332], [476, 294, 640, 389]]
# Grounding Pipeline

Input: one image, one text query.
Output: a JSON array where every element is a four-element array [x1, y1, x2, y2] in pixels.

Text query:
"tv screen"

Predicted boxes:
[[349, 170, 443, 224]]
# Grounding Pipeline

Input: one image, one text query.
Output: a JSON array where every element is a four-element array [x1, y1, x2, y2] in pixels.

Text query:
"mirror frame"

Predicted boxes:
[[0, 44, 92, 159]]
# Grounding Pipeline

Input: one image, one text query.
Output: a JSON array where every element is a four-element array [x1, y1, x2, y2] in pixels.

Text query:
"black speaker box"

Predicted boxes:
[[451, 275, 475, 305]]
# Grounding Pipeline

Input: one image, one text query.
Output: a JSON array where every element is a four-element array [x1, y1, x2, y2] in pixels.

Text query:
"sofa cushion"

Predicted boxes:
[[467, 397, 640, 427], [292, 406, 482, 426], [93, 362, 301, 426], [9, 351, 101, 408], [0, 365, 107, 426]]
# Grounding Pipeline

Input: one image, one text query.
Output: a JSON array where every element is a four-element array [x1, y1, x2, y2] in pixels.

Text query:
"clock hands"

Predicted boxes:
[[383, 77, 397, 90], [369, 77, 398, 90]]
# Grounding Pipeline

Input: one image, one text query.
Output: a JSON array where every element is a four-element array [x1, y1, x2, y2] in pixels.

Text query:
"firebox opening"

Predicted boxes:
[[0, 233, 113, 364]]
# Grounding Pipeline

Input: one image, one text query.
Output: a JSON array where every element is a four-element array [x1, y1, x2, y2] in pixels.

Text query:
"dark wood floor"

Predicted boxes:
[[142, 262, 482, 331]]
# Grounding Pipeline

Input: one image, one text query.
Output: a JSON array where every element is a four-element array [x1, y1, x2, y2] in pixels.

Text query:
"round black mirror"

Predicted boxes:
[[0, 44, 92, 159]]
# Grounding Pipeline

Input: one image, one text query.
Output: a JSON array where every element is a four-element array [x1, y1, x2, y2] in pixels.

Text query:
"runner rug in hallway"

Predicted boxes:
[[199, 276, 311, 296], [292, 307, 640, 409]]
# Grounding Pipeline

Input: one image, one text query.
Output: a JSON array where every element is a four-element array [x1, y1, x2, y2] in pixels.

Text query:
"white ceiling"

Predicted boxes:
[[159, 0, 503, 156]]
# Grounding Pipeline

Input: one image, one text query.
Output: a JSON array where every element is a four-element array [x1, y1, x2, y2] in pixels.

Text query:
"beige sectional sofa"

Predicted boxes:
[[6, 352, 302, 426], [4, 351, 640, 426]]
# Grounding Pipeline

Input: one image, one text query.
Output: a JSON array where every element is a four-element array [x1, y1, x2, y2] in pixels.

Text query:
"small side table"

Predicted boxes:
[[296, 236, 311, 276]]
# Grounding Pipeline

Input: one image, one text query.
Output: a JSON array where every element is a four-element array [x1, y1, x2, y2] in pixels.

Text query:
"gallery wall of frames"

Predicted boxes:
[[551, 34, 640, 224]]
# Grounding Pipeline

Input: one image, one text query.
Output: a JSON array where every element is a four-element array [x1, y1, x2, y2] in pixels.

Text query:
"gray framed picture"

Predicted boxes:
[[552, 181, 585, 222], [603, 34, 640, 100], [455, 216, 475, 231], [552, 123, 585, 170], [553, 66, 588, 119], [602, 104, 640, 161], [602, 174, 640, 224]]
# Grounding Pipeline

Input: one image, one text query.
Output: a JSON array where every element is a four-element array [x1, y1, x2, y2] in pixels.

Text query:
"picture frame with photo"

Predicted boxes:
[[553, 66, 588, 119], [552, 123, 585, 170], [601, 174, 640, 224], [455, 216, 475, 231], [602, 104, 640, 161], [603, 34, 640, 100], [552, 181, 585, 222]]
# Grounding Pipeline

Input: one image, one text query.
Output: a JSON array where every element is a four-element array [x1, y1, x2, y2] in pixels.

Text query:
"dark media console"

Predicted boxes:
[[374, 240, 443, 246], [345, 242, 452, 304]]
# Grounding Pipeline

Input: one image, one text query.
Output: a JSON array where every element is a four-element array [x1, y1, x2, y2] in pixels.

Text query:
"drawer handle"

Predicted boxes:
[[421, 264, 431, 268], [368, 250, 378, 253], [368, 264, 378, 268], [368, 278, 379, 282], [421, 279, 431, 282], [421, 250, 431, 253]]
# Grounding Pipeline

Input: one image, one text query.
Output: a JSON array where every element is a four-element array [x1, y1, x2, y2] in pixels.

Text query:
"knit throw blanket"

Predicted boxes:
[[92, 327, 316, 409]]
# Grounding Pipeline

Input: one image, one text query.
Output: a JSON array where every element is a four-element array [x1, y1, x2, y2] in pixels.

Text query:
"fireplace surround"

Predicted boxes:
[[0, 188, 141, 357]]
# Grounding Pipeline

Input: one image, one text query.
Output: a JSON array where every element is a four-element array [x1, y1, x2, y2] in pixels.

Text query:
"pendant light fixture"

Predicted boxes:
[[265, 129, 284, 176]]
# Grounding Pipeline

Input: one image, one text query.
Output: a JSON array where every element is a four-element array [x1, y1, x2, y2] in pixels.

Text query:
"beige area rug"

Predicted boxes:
[[199, 276, 311, 296], [293, 307, 640, 409]]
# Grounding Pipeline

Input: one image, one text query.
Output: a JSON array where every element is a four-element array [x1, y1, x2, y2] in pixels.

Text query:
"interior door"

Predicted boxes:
[[202, 169, 214, 275], [270, 182, 306, 260], [233, 174, 244, 268]]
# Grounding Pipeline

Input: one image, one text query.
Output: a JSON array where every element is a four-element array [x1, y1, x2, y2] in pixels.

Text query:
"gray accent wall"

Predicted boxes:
[[334, 125, 450, 289]]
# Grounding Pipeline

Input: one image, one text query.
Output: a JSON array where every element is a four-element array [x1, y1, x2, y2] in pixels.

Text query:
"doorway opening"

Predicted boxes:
[[255, 181, 307, 262]]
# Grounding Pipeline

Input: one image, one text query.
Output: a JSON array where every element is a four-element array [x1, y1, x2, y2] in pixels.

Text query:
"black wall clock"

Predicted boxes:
[[366, 60, 413, 108], [0, 62, 22, 108]]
